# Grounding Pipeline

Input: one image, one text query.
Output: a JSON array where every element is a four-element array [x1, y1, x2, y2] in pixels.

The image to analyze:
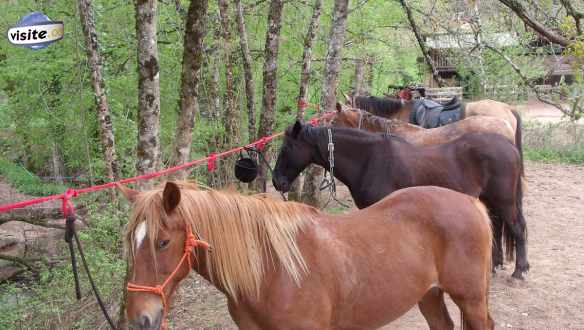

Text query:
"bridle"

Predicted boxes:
[[127, 225, 210, 330], [319, 128, 350, 208]]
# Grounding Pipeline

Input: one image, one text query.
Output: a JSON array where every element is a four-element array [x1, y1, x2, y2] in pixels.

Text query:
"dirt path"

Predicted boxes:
[[169, 161, 584, 329]]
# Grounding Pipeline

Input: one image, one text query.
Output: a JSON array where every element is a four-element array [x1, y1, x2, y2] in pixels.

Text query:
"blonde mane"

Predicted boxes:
[[125, 182, 315, 300]]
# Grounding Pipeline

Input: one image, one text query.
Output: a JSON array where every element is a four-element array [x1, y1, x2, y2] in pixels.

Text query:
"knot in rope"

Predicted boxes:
[[61, 188, 78, 217], [256, 137, 269, 151]]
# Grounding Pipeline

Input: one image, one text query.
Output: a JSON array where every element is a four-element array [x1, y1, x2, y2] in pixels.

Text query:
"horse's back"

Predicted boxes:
[[304, 186, 492, 328], [466, 99, 517, 132]]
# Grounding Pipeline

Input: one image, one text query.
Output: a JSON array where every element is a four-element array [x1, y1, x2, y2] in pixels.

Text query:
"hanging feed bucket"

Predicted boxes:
[[234, 156, 258, 183]]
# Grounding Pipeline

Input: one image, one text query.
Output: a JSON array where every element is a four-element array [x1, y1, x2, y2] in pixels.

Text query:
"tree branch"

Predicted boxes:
[[559, 0, 583, 35], [483, 44, 577, 117], [498, 0, 572, 47]]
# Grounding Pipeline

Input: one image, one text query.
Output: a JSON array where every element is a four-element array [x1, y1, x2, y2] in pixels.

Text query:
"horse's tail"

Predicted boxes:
[[511, 108, 524, 177], [503, 158, 526, 262]]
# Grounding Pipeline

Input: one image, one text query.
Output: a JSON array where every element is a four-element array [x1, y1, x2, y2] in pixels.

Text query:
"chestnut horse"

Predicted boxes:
[[273, 122, 528, 279], [331, 104, 516, 145], [122, 182, 494, 329], [344, 95, 523, 155]]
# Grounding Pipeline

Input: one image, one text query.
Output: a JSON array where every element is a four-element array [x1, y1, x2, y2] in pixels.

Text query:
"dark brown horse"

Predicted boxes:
[[273, 121, 528, 279], [122, 182, 494, 329]]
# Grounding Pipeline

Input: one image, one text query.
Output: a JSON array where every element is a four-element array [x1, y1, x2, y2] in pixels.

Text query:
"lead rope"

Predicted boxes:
[[320, 128, 350, 209], [357, 110, 363, 130], [64, 209, 116, 329]]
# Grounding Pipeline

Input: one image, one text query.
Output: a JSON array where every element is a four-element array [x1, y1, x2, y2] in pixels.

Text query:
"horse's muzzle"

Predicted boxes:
[[272, 175, 290, 192], [129, 312, 162, 330]]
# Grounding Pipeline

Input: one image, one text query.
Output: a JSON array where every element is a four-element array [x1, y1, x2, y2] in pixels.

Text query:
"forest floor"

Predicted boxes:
[[169, 160, 584, 330]]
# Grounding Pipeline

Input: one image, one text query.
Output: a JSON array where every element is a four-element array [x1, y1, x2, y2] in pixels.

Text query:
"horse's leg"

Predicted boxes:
[[499, 204, 529, 279], [450, 295, 493, 330], [483, 202, 503, 270], [418, 287, 454, 330]]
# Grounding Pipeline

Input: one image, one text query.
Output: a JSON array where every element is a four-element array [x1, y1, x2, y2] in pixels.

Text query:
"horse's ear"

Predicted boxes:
[[117, 184, 140, 203], [342, 91, 351, 104], [291, 120, 303, 139], [162, 181, 181, 215], [336, 102, 343, 113]]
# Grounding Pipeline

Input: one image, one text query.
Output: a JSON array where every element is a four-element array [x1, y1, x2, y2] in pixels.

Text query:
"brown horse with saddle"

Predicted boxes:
[[343, 93, 522, 155]]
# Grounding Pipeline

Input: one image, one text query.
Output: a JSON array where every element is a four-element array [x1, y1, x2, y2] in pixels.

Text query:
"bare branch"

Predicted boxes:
[[498, 0, 572, 47]]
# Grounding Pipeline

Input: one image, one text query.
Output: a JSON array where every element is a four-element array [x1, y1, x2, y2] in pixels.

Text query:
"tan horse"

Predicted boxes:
[[122, 182, 494, 329], [331, 103, 516, 146]]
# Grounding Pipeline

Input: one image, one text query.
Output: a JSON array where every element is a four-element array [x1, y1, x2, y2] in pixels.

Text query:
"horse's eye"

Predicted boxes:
[[157, 239, 170, 249]]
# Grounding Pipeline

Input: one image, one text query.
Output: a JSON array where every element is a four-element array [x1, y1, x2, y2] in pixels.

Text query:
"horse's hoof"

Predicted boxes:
[[511, 271, 525, 280]]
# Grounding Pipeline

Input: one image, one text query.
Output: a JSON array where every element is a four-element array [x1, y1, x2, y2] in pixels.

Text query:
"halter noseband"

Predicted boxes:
[[127, 225, 210, 330]]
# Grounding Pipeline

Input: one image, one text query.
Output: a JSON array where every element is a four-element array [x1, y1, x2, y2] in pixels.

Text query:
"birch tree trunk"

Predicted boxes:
[[302, 0, 350, 207], [171, 0, 208, 178], [135, 0, 161, 178], [235, 0, 256, 143], [78, 0, 120, 182], [256, 0, 285, 192], [218, 0, 238, 185], [288, 0, 322, 201]]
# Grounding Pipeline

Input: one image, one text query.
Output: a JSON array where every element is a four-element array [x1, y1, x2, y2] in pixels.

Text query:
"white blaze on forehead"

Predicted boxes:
[[134, 221, 147, 249]]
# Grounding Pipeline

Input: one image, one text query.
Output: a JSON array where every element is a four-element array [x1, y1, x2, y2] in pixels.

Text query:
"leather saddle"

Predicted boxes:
[[410, 97, 464, 129]]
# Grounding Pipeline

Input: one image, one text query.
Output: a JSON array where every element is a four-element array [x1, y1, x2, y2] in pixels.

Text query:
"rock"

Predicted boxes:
[[0, 221, 64, 281]]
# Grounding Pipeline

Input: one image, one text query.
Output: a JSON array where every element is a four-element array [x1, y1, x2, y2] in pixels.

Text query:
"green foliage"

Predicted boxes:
[[523, 121, 584, 164], [0, 0, 421, 183], [0, 158, 65, 195]]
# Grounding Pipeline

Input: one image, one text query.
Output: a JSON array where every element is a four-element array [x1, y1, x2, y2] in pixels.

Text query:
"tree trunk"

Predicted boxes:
[[171, 0, 209, 179], [398, 0, 445, 87], [288, 0, 322, 201], [205, 28, 223, 188], [256, 0, 285, 192], [235, 0, 256, 143], [135, 0, 161, 179], [366, 56, 374, 93], [302, 0, 350, 207], [218, 0, 238, 185], [51, 142, 65, 185], [78, 0, 120, 184], [353, 58, 365, 96]]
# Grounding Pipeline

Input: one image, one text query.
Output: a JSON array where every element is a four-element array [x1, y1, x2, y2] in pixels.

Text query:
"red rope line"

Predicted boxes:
[[0, 112, 334, 216]]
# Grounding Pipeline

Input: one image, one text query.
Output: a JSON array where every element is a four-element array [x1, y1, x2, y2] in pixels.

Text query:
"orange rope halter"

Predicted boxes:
[[127, 225, 210, 329]]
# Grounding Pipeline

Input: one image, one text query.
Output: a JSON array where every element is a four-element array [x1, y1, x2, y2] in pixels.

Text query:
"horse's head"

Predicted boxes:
[[273, 120, 320, 192], [120, 182, 207, 330], [330, 102, 361, 129]]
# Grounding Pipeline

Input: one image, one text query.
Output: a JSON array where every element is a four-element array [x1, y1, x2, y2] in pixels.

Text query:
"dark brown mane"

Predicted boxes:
[[354, 96, 404, 117]]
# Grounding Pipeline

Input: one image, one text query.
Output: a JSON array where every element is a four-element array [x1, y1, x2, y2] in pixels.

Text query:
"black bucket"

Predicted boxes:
[[234, 157, 258, 183]]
